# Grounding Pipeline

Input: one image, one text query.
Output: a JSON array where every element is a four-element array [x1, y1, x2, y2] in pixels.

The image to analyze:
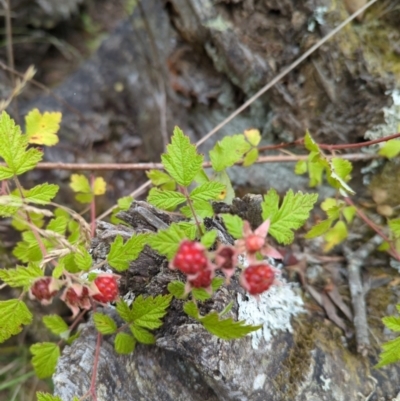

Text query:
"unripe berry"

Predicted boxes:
[[240, 264, 275, 295], [65, 286, 89, 306], [189, 269, 213, 288], [30, 277, 57, 301], [245, 234, 264, 253], [93, 275, 119, 303], [171, 240, 208, 275]]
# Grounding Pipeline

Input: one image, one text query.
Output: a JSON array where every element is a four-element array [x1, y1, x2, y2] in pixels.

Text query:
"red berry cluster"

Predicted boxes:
[[93, 275, 119, 303], [240, 263, 275, 295], [171, 229, 278, 296], [171, 240, 214, 289], [29, 273, 120, 316]]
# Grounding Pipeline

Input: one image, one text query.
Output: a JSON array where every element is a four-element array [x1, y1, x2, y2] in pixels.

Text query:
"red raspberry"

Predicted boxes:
[[93, 275, 119, 303], [30, 277, 57, 301], [240, 264, 275, 295], [245, 234, 264, 253], [171, 240, 208, 275], [189, 269, 212, 288], [65, 286, 89, 306]]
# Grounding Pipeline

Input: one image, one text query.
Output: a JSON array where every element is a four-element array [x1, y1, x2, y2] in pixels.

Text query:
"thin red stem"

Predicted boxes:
[[90, 175, 96, 238]]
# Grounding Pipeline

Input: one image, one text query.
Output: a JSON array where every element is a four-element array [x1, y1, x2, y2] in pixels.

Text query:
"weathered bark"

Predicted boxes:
[[54, 200, 400, 401]]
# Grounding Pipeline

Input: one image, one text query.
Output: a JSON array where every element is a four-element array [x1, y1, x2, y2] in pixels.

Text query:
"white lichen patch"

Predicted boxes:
[[253, 373, 266, 390], [237, 281, 305, 349]]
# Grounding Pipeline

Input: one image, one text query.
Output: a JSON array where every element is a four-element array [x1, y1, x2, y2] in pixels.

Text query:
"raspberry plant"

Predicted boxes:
[[2, 107, 400, 399]]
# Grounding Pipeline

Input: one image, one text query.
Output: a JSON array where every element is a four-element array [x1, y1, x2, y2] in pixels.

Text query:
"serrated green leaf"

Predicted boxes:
[[376, 336, 400, 368], [304, 131, 320, 153], [183, 301, 199, 319], [131, 294, 172, 330], [192, 287, 212, 301], [323, 221, 348, 252], [175, 222, 197, 240], [326, 158, 354, 195], [0, 195, 23, 217], [321, 198, 341, 220], [75, 193, 93, 204], [70, 174, 91, 193], [74, 247, 92, 271], [146, 170, 176, 191], [308, 159, 325, 187], [30, 342, 60, 378], [167, 280, 186, 299], [93, 312, 117, 335], [181, 199, 214, 219], [0, 263, 43, 289], [130, 324, 155, 344], [201, 229, 218, 248], [13, 231, 43, 263], [194, 169, 210, 184], [244, 128, 261, 146], [0, 299, 33, 343], [161, 126, 203, 187], [383, 316, 400, 332], [36, 393, 63, 401], [242, 148, 259, 167], [148, 224, 187, 260], [52, 263, 64, 279], [220, 214, 243, 239], [190, 182, 226, 202], [107, 233, 147, 271], [46, 215, 68, 235], [212, 277, 225, 291], [25, 109, 61, 146], [0, 112, 43, 176], [304, 219, 333, 239], [210, 134, 251, 171], [261, 189, 318, 245], [59, 253, 79, 273], [184, 301, 262, 340], [24, 183, 59, 204], [147, 188, 186, 211], [201, 312, 262, 340], [295, 160, 307, 175], [0, 165, 14, 180], [379, 139, 400, 159], [389, 218, 400, 238], [114, 332, 136, 354], [343, 206, 356, 224], [42, 315, 69, 336], [117, 196, 133, 210], [116, 299, 134, 322]]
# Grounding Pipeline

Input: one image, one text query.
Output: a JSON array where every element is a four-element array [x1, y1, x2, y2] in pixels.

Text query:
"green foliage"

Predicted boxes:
[[148, 223, 187, 260], [25, 109, 61, 146], [70, 174, 106, 203], [107, 233, 148, 271], [115, 332, 136, 354], [161, 126, 203, 187], [305, 198, 355, 251], [147, 188, 186, 210], [114, 295, 172, 347], [30, 342, 60, 378], [0, 263, 42, 290], [43, 315, 69, 337], [146, 170, 176, 191], [0, 300, 32, 342], [183, 301, 262, 340], [93, 312, 117, 335], [379, 139, 400, 159], [0, 111, 43, 179], [36, 393, 63, 401], [296, 131, 354, 195], [110, 195, 134, 224], [220, 214, 244, 239], [261, 189, 318, 245], [376, 309, 400, 368], [200, 229, 218, 248], [210, 134, 251, 171]]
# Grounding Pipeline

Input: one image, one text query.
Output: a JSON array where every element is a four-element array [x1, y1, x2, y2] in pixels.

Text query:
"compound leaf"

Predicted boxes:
[[30, 342, 60, 378]]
